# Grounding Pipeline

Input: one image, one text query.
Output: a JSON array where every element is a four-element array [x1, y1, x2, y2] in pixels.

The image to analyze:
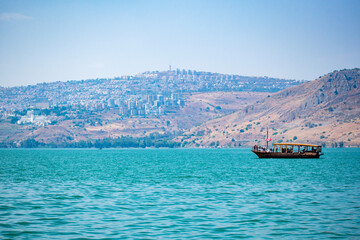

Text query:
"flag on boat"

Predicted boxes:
[[266, 138, 271, 141]]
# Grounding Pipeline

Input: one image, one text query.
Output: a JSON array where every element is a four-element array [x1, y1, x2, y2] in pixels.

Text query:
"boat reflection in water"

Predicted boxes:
[[252, 143, 323, 158]]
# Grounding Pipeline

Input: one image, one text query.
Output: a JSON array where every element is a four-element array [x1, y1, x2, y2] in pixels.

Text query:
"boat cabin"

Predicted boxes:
[[273, 143, 322, 154]]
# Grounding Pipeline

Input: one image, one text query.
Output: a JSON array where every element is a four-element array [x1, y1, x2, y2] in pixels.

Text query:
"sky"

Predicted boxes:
[[0, 0, 359, 87]]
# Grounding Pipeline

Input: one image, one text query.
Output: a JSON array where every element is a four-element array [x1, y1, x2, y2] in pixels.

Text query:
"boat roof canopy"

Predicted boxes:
[[273, 143, 321, 147]]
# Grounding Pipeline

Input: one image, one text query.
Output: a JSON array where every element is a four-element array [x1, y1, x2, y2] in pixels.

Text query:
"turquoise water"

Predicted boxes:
[[0, 148, 360, 239]]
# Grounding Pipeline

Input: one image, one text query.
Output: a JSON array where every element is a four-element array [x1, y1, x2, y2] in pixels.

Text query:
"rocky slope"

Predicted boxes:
[[2, 69, 359, 147], [181, 69, 360, 147]]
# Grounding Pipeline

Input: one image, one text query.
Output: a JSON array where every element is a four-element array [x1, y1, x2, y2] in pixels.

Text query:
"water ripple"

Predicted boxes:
[[0, 148, 360, 239]]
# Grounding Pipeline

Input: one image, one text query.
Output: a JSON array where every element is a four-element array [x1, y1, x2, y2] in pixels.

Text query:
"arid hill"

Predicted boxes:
[[2, 69, 358, 148], [181, 69, 360, 147], [1, 91, 266, 144]]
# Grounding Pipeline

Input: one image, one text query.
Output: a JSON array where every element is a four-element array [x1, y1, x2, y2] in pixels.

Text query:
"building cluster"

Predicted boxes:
[[79, 92, 184, 117], [117, 93, 184, 117], [17, 110, 51, 126], [0, 69, 303, 123]]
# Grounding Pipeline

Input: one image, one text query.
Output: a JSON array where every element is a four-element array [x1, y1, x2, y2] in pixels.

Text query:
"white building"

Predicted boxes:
[[17, 115, 51, 126]]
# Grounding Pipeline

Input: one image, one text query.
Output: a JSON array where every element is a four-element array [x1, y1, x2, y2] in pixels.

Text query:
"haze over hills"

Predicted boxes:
[[0, 70, 297, 146], [0, 68, 359, 148], [0, 69, 300, 110], [182, 68, 360, 148]]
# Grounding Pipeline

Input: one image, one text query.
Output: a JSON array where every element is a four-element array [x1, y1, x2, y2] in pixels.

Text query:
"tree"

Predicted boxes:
[[10, 116, 20, 124], [21, 139, 41, 148]]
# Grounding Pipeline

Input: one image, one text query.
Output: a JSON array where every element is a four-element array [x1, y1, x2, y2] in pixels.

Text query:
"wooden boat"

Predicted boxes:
[[252, 143, 323, 158]]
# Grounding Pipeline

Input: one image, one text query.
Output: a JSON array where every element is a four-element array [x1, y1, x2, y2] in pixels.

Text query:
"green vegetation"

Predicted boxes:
[[245, 124, 252, 130], [209, 141, 220, 147], [305, 122, 317, 128], [21, 139, 43, 148], [10, 116, 20, 124], [0, 134, 181, 149], [196, 130, 205, 136]]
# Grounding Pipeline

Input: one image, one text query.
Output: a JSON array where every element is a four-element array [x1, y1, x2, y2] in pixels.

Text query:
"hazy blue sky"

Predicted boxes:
[[0, 0, 359, 87]]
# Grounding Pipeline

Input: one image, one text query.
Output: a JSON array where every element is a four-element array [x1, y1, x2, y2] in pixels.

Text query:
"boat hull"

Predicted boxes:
[[252, 150, 320, 158]]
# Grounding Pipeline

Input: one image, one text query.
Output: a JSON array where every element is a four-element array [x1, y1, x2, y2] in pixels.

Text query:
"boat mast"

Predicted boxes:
[[266, 127, 268, 149]]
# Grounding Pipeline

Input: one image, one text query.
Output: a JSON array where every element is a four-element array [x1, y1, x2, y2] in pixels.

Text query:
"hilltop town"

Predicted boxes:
[[0, 69, 300, 127], [1, 68, 359, 148]]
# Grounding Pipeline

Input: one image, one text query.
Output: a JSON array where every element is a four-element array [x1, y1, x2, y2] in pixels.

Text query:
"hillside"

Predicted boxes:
[[0, 91, 267, 144], [0, 68, 299, 146], [181, 69, 360, 147], [1, 68, 359, 148], [0, 69, 299, 111]]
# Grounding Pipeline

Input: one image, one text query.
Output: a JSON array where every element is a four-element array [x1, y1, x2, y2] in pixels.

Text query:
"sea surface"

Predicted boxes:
[[0, 148, 360, 239]]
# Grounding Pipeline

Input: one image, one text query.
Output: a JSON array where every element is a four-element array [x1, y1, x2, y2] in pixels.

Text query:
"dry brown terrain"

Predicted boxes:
[[180, 69, 360, 147], [3, 69, 359, 147], [3, 91, 267, 144], [82, 92, 267, 140]]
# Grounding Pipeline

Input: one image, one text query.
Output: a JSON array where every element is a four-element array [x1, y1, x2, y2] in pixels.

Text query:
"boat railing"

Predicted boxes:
[[254, 143, 322, 154], [253, 145, 272, 152]]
